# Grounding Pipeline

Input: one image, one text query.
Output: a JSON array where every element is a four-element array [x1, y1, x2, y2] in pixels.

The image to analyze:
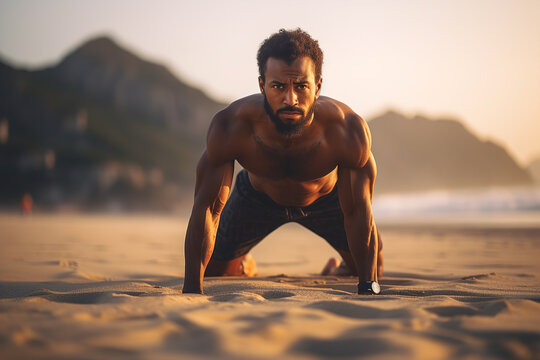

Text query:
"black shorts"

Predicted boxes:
[[212, 170, 350, 261]]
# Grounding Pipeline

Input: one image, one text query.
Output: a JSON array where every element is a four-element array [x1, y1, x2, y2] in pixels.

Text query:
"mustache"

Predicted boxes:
[[276, 106, 304, 115]]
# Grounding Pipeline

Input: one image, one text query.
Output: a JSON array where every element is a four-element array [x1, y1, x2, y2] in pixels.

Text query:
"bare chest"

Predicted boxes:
[[237, 133, 337, 182]]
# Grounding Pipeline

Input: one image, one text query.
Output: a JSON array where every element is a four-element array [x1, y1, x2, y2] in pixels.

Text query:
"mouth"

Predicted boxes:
[[278, 110, 303, 120]]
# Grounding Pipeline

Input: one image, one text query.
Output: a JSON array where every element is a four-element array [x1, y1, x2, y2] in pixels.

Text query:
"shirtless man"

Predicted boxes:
[[183, 29, 383, 295]]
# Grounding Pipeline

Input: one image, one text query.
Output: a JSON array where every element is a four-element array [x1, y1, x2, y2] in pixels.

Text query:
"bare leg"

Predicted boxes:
[[321, 257, 350, 275], [205, 253, 257, 277]]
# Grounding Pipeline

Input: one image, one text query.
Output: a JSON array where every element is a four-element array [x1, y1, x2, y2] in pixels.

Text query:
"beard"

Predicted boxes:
[[263, 95, 315, 136]]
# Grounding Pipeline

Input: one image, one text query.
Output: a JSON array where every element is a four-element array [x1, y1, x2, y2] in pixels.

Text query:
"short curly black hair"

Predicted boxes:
[[257, 28, 324, 82]]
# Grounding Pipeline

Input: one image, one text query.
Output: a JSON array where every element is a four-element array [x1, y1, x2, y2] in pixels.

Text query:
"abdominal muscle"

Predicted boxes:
[[247, 167, 338, 207]]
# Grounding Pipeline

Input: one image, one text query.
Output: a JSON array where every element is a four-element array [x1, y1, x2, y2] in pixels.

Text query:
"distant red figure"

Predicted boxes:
[[21, 193, 33, 215]]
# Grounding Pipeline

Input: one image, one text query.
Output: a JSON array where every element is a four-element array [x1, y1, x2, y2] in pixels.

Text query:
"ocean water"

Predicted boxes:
[[373, 186, 540, 226]]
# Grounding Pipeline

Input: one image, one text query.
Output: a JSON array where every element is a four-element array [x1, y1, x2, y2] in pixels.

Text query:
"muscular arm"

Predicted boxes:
[[183, 110, 236, 294], [335, 110, 378, 284], [337, 154, 378, 283], [182, 153, 233, 293]]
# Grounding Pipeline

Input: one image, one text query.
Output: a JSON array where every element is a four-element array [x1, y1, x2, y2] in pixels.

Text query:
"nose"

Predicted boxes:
[[283, 88, 298, 106]]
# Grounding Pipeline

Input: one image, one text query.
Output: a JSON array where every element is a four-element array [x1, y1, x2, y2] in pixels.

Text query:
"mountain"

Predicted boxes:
[[0, 36, 225, 210], [526, 157, 540, 184], [0, 36, 533, 210], [43, 36, 220, 134], [369, 111, 533, 193]]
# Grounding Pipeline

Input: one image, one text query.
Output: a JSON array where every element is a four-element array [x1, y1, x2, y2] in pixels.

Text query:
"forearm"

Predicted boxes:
[[183, 208, 219, 294], [344, 213, 378, 282]]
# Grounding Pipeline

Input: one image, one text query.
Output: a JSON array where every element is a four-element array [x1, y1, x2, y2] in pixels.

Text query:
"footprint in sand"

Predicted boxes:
[[306, 300, 418, 319], [425, 305, 477, 317], [41, 291, 146, 304], [209, 292, 267, 303], [261, 290, 296, 300], [209, 290, 296, 303]]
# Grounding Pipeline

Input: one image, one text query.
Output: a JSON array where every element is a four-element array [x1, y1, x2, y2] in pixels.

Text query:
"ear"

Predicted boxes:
[[315, 78, 322, 99], [258, 76, 265, 94]]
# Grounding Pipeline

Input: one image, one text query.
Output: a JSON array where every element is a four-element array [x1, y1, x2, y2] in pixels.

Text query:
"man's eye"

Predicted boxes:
[[272, 84, 283, 89], [297, 84, 308, 90]]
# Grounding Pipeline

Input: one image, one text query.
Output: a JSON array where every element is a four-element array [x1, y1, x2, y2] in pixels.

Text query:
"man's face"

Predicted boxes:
[[259, 56, 322, 135]]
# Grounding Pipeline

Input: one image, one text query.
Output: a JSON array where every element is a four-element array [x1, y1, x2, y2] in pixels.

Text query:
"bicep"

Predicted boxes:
[[340, 113, 372, 169], [206, 107, 239, 165], [337, 153, 376, 217], [193, 107, 238, 212], [193, 151, 234, 215]]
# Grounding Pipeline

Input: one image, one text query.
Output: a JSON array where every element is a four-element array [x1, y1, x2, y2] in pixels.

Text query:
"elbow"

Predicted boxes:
[[210, 198, 227, 217], [191, 196, 225, 222], [343, 210, 371, 225]]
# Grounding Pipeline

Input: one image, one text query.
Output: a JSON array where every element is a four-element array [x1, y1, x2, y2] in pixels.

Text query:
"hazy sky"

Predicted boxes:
[[1, 0, 539, 164]]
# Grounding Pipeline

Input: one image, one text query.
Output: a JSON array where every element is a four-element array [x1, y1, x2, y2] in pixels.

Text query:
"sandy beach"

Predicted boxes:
[[1, 213, 539, 359]]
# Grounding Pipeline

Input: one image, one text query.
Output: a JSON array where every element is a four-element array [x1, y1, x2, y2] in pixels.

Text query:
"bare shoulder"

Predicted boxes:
[[206, 94, 262, 165], [317, 96, 372, 168]]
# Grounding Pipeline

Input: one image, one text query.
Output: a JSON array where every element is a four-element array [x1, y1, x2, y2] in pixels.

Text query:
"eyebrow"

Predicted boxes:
[[270, 80, 309, 85]]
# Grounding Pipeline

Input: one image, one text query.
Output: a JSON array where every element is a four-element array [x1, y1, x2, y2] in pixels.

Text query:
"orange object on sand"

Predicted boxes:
[[21, 193, 33, 215]]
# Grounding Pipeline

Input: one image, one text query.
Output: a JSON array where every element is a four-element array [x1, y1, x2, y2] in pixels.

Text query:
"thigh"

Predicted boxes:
[[212, 171, 287, 261]]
